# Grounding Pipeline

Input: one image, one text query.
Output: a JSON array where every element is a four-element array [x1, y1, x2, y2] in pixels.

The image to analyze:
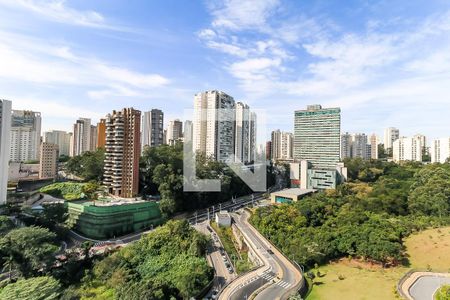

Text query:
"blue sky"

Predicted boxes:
[[1, 0, 450, 141]]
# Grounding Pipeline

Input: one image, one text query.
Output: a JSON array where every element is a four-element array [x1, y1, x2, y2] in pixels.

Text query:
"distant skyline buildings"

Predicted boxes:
[[431, 138, 450, 164], [384, 127, 400, 150], [166, 119, 183, 146], [271, 130, 293, 161], [10, 110, 41, 162], [142, 109, 164, 150], [341, 133, 370, 160], [393, 136, 423, 163], [43, 130, 71, 157], [71, 118, 91, 156]]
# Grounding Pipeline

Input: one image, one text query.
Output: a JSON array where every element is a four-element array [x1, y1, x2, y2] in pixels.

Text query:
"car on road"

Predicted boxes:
[[227, 267, 233, 274], [207, 226, 213, 233], [211, 290, 218, 299], [267, 249, 274, 254]]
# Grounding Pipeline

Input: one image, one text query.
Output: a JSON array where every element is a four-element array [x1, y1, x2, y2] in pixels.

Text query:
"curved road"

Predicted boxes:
[[220, 211, 302, 300], [408, 273, 450, 300]]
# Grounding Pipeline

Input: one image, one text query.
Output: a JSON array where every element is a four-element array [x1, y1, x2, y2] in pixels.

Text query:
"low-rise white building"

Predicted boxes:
[[215, 210, 232, 227]]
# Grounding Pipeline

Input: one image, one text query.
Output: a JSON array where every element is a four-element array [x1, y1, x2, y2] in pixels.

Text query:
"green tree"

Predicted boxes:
[[408, 166, 450, 217], [66, 148, 105, 181], [0, 226, 58, 277], [0, 276, 62, 300], [0, 215, 14, 234]]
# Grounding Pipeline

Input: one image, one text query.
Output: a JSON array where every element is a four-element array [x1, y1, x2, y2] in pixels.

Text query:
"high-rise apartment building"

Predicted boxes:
[[90, 125, 98, 151], [97, 119, 106, 148], [271, 130, 293, 160], [340, 132, 352, 159], [294, 104, 341, 169], [142, 109, 164, 150], [352, 133, 369, 159], [393, 136, 423, 162], [44, 130, 71, 156], [103, 108, 141, 198], [235, 102, 251, 163], [384, 127, 400, 151], [193, 90, 235, 162], [341, 133, 370, 159], [0, 100, 12, 204], [370, 134, 379, 159], [39, 143, 59, 179], [249, 112, 257, 163], [10, 110, 41, 162], [166, 119, 183, 146], [431, 138, 450, 163], [71, 118, 91, 156]]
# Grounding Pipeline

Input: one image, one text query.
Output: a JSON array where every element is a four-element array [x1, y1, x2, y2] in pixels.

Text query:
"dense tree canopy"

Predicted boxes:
[[68, 220, 213, 300], [140, 143, 263, 216], [66, 148, 105, 181], [0, 276, 62, 300], [251, 161, 450, 267], [0, 226, 59, 277]]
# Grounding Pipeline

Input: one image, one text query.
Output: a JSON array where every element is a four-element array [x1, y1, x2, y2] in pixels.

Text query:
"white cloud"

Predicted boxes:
[[209, 0, 280, 30], [0, 31, 170, 99], [197, 29, 217, 40], [205, 41, 248, 57], [0, 0, 114, 29]]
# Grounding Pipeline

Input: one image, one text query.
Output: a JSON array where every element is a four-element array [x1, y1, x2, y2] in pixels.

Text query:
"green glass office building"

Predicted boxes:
[[67, 198, 163, 239], [294, 104, 341, 169]]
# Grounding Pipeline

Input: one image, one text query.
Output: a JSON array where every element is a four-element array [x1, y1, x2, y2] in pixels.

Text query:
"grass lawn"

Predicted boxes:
[[405, 227, 450, 271], [307, 226, 450, 300]]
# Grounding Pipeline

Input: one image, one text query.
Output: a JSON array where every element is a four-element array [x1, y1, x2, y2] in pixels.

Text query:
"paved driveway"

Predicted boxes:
[[409, 275, 450, 300]]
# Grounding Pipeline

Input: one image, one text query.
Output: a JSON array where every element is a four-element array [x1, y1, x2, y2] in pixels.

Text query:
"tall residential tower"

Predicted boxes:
[[103, 108, 141, 198], [142, 109, 164, 150], [10, 110, 41, 162]]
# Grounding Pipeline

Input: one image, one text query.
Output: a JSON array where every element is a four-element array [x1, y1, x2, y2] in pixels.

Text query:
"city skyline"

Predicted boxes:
[[0, 1, 449, 139]]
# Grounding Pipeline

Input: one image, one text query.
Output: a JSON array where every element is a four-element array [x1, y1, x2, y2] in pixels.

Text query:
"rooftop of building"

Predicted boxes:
[[271, 188, 316, 197], [74, 197, 148, 207]]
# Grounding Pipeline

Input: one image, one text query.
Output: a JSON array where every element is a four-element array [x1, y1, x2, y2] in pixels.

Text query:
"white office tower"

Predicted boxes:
[[44, 130, 72, 156], [0, 100, 12, 204], [71, 118, 91, 156], [431, 138, 450, 163], [142, 109, 164, 150], [10, 110, 41, 162], [193, 90, 235, 162], [384, 127, 400, 150], [271, 129, 293, 160], [167, 119, 183, 146], [393, 136, 423, 162], [235, 102, 250, 163], [370, 134, 379, 159]]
